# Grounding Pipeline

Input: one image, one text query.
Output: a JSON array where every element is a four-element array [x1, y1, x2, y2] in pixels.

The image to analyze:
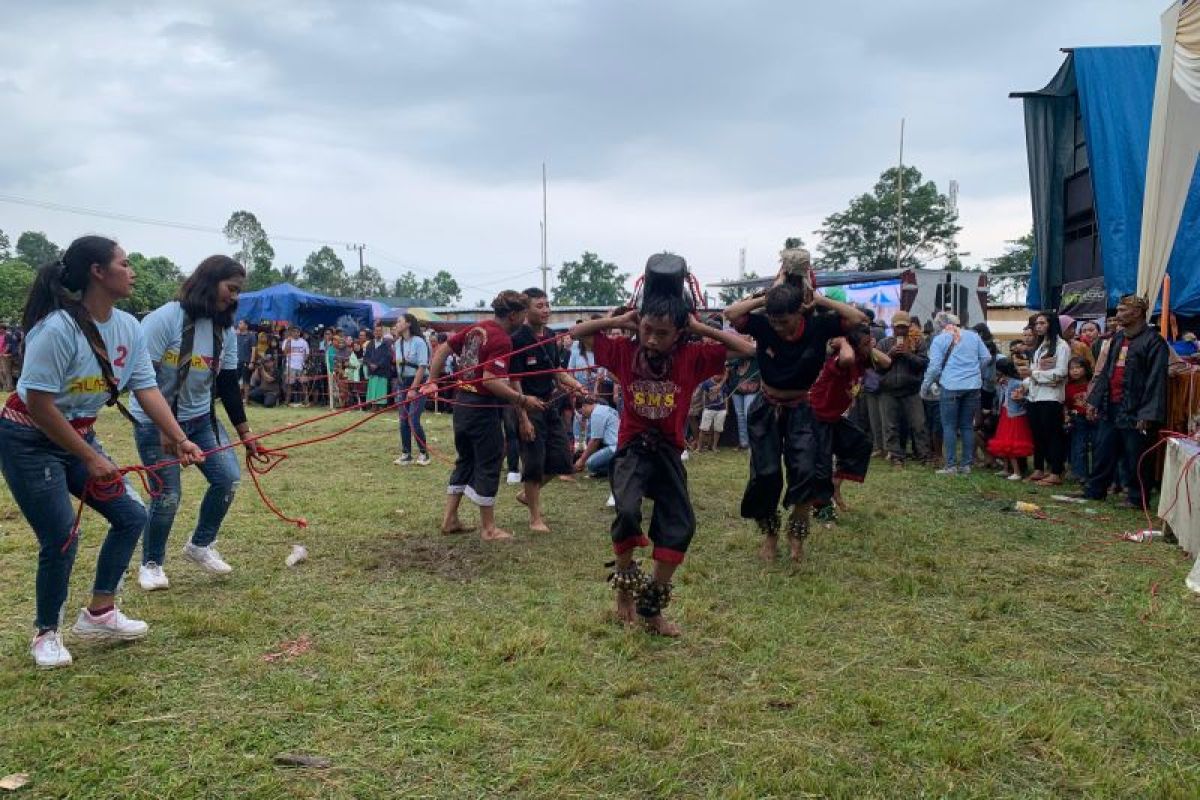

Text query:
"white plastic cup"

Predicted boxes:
[[285, 544, 308, 567]]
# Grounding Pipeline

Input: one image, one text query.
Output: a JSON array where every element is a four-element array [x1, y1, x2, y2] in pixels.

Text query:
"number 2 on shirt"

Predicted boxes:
[[113, 345, 129, 368]]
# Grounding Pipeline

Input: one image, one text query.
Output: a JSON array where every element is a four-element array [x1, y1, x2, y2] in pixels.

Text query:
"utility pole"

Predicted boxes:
[[541, 162, 549, 294], [347, 243, 366, 273], [896, 118, 905, 272], [738, 247, 746, 281]]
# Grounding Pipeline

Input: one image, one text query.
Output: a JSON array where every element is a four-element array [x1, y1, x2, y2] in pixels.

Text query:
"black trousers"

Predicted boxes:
[[813, 416, 872, 507], [1027, 400, 1066, 474], [520, 404, 572, 482], [449, 398, 504, 506], [740, 395, 819, 520], [610, 436, 695, 564], [1085, 407, 1158, 506]]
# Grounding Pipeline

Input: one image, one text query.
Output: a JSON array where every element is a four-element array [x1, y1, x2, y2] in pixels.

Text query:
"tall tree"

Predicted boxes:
[[0, 259, 35, 322], [816, 165, 960, 271], [418, 270, 462, 305], [280, 264, 300, 284], [552, 252, 629, 306], [984, 231, 1034, 303], [718, 271, 760, 305], [223, 211, 269, 267], [0, 228, 11, 260], [15, 231, 61, 267], [391, 272, 422, 299], [348, 264, 387, 298], [121, 253, 183, 315], [301, 246, 349, 296]]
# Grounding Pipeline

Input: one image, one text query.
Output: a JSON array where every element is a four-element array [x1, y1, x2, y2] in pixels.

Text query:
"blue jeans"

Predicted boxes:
[[1069, 417, 1097, 482], [939, 389, 980, 469], [586, 446, 616, 476], [134, 417, 240, 566], [731, 392, 757, 448], [397, 376, 428, 456], [0, 419, 148, 630]]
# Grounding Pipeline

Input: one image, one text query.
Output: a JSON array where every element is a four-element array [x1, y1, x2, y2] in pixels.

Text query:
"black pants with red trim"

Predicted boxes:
[[610, 434, 695, 565], [740, 396, 818, 519], [448, 395, 504, 506], [520, 403, 572, 483], [813, 416, 872, 508]]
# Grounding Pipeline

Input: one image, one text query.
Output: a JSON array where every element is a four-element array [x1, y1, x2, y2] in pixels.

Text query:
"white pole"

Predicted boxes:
[[541, 162, 549, 293]]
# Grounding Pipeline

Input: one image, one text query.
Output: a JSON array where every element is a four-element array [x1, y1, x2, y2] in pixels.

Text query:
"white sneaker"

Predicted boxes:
[[71, 607, 149, 641], [393, 455, 413, 466], [506, 472, 522, 485], [138, 562, 170, 591], [606, 493, 616, 508], [182, 542, 233, 575], [680, 450, 690, 462], [935, 467, 958, 475], [1007, 473, 1023, 481], [958, 466, 972, 475], [31, 630, 72, 669], [415, 454, 431, 466]]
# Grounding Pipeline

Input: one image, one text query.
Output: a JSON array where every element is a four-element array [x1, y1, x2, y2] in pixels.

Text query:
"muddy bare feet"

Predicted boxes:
[[789, 536, 805, 563], [440, 520, 476, 535], [643, 614, 681, 637], [758, 535, 779, 562], [529, 518, 551, 533], [614, 591, 636, 624], [480, 526, 514, 541]]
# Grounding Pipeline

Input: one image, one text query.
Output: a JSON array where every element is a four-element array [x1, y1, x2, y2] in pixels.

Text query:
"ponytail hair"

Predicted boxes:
[[22, 235, 118, 334], [20, 235, 132, 418]]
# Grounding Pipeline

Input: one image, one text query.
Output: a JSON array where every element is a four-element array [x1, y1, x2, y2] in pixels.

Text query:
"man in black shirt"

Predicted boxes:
[[510, 288, 585, 533], [724, 258, 868, 561]]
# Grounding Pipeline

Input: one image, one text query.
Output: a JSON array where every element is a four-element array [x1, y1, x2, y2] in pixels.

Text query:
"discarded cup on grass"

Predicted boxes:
[[285, 544, 308, 567], [1015, 501, 1041, 513], [1121, 529, 1162, 543]]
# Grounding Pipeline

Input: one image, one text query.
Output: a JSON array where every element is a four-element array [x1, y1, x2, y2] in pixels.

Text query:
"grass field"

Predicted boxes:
[[1, 405, 1198, 798]]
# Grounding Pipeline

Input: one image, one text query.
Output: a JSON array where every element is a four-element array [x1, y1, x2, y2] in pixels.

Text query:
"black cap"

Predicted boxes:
[[645, 252, 687, 274]]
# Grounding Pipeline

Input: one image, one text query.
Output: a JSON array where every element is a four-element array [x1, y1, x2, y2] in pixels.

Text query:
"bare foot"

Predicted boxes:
[[614, 591, 636, 625], [515, 492, 528, 506], [440, 520, 476, 535], [758, 535, 779, 562], [529, 519, 551, 533], [643, 614, 681, 637], [789, 536, 805, 563], [834, 493, 850, 512], [480, 526, 514, 541]]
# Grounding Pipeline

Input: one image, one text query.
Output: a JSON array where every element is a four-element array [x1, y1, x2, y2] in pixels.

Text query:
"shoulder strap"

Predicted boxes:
[[171, 315, 197, 417], [76, 316, 138, 425]]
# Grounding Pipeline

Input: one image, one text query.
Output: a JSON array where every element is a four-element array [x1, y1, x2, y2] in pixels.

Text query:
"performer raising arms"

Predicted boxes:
[[723, 250, 868, 562], [0, 237, 205, 669], [422, 291, 545, 541], [129, 255, 261, 590], [571, 256, 755, 636], [510, 288, 584, 533]]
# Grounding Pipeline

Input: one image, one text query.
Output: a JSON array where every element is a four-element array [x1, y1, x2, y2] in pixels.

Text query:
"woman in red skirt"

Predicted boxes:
[[988, 358, 1034, 480]]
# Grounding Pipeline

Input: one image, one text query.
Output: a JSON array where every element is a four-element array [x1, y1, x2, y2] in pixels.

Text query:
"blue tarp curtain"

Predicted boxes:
[[235, 283, 373, 330]]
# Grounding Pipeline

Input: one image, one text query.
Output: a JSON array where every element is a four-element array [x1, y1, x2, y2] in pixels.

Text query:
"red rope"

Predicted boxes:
[[64, 335, 599, 541]]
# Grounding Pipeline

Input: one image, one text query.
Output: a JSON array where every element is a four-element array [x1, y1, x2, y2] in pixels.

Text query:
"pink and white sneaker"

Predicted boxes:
[[70, 607, 149, 641], [31, 630, 73, 669]]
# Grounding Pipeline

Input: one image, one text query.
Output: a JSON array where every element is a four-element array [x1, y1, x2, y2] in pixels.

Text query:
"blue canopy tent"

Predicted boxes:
[[235, 283, 373, 330], [1014, 46, 1200, 315]]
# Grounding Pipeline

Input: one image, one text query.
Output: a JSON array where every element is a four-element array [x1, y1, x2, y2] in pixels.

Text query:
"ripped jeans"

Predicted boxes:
[[134, 416, 240, 566], [0, 419, 148, 630]]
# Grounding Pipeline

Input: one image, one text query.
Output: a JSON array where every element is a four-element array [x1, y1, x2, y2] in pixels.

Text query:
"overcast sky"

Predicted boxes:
[[0, 1, 1163, 304]]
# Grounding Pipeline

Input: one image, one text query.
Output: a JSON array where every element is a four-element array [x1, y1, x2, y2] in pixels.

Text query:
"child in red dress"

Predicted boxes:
[[988, 358, 1034, 480]]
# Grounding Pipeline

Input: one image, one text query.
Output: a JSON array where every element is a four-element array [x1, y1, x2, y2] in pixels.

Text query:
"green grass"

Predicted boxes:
[[1, 406, 1198, 798]]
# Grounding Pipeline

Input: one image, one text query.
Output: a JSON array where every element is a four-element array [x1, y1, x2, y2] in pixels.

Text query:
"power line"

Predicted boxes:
[[0, 192, 358, 247]]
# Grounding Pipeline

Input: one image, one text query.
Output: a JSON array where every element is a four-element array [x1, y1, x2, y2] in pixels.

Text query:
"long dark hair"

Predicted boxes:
[[179, 255, 246, 328], [21, 235, 127, 410], [972, 322, 999, 357], [1035, 312, 1062, 356], [402, 313, 423, 340], [23, 236, 118, 334]]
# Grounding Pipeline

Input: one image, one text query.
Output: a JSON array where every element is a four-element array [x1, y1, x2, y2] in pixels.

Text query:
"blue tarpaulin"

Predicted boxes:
[[1022, 47, 1200, 314], [235, 283, 373, 330]]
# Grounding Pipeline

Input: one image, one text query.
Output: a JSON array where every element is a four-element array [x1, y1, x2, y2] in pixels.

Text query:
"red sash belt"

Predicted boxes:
[[2, 393, 96, 435]]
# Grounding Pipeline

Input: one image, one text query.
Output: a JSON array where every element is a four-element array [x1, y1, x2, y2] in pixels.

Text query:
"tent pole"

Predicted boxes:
[[1161, 274, 1172, 342]]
